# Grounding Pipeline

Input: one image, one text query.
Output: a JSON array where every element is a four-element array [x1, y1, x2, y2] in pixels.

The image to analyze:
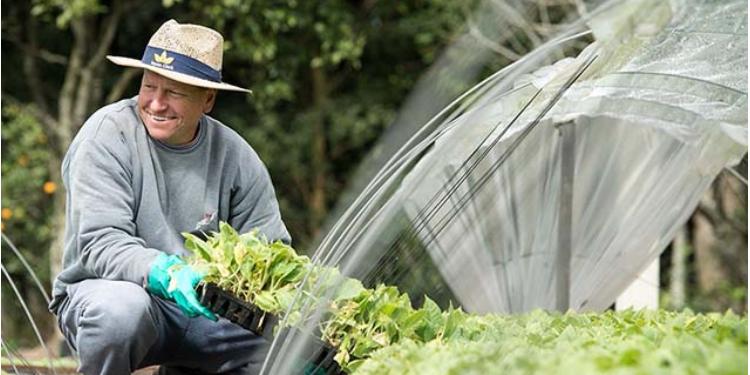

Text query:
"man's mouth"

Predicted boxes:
[[144, 111, 177, 123]]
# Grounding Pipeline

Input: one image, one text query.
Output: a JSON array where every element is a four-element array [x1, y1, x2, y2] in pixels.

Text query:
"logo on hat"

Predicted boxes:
[[152, 50, 175, 69]]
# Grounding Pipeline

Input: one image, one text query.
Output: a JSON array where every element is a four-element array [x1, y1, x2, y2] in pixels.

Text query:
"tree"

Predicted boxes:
[[691, 165, 748, 313], [1, 0, 169, 350]]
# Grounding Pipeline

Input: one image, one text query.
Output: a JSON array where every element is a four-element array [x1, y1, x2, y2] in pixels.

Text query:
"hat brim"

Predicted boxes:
[[107, 55, 252, 93]]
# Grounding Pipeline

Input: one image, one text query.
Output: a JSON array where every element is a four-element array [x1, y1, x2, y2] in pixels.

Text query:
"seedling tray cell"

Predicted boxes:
[[196, 283, 277, 339]]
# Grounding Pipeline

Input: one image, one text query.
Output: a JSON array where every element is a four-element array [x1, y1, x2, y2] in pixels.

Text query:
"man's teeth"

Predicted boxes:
[[152, 114, 172, 121]]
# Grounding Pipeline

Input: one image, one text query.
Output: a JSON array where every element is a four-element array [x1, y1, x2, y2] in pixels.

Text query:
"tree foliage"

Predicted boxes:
[[1, 103, 57, 347], [1, 104, 55, 272]]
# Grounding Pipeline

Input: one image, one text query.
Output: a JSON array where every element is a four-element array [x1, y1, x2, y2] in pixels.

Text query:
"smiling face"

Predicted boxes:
[[137, 70, 217, 145]]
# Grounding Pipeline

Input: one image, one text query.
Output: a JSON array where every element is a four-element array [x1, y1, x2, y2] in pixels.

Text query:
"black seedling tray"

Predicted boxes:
[[196, 283, 277, 339], [196, 283, 346, 374], [296, 334, 344, 375]]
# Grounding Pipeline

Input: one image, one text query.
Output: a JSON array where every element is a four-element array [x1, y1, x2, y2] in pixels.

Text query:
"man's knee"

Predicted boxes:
[[72, 280, 157, 346], [59, 280, 160, 373]]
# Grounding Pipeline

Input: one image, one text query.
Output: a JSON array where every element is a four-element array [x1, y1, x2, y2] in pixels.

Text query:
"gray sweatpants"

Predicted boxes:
[[56, 279, 268, 375]]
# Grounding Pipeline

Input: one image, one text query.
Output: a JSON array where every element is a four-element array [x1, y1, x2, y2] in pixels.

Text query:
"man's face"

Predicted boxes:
[[137, 70, 216, 145]]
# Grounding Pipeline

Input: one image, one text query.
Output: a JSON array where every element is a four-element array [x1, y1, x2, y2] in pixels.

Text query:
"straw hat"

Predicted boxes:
[[107, 19, 250, 93]]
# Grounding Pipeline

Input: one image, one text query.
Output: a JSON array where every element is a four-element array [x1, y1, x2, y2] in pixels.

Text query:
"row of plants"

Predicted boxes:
[[185, 223, 747, 374], [356, 309, 747, 374]]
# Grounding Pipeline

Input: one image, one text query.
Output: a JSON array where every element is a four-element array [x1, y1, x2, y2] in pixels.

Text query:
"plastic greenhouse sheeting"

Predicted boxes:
[[262, 0, 746, 371], [386, 0, 748, 313]]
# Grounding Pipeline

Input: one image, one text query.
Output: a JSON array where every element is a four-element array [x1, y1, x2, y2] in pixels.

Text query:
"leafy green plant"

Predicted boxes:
[[356, 309, 748, 375], [185, 223, 312, 315], [321, 284, 413, 369], [185, 223, 431, 371], [184, 223, 366, 328]]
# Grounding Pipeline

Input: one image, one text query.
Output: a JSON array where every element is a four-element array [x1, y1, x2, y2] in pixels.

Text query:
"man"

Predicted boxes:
[[48, 20, 290, 374]]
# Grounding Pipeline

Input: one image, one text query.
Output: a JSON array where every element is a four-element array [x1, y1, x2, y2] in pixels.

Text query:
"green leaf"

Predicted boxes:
[[183, 232, 212, 261], [254, 290, 279, 312], [333, 277, 365, 301]]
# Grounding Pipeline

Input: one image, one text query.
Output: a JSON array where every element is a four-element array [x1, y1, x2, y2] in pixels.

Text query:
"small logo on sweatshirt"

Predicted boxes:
[[189, 211, 217, 241], [195, 211, 217, 230]]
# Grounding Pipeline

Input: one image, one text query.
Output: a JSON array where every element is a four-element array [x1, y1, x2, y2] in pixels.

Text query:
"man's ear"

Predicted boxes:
[[203, 89, 217, 113]]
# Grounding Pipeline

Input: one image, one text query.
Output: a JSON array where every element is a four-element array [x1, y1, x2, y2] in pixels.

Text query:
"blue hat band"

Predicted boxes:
[[141, 46, 222, 83]]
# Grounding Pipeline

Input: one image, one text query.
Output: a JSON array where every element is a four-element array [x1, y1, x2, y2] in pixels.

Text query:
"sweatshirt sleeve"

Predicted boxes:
[[229, 148, 292, 245], [67, 120, 161, 285]]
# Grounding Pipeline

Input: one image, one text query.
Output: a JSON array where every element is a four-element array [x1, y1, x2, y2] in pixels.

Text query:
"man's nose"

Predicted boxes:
[[149, 91, 168, 111]]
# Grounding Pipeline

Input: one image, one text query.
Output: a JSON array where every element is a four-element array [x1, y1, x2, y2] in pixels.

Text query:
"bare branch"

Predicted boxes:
[[73, 0, 125, 124], [538, 0, 551, 28], [74, 64, 95, 127], [573, 0, 589, 17], [106, 68, 141, 103], [291, 172, 311, 204], [2, 35, 68, 65], [488, 0, 543, 47], [57, 18, 87, 148], [21, 16, 53, 118], [88, 0, 124, 69], [35, 48, 69, 66], [90, 64, 105, 109], [696, 202, 719, 228], [466, 19, 522, 61], [724, 166, 748, 187]]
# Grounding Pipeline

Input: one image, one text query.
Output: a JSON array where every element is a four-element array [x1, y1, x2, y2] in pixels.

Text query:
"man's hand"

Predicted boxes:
[[147, 253, 183, 299], [146, 253, 217, 321], [168, 264, 217, 320]]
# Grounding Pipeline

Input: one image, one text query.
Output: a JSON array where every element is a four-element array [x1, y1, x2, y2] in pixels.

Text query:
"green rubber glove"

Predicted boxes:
[[168, 264, 217, 321], [146, 253, 184, 299], [146, 253, 216, 321]]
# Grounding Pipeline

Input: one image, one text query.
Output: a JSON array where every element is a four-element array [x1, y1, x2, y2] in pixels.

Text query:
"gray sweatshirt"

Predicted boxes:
[[49, 97, 290, 313]]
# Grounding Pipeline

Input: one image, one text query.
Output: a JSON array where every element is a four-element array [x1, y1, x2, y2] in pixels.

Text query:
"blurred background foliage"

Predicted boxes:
[[1, 0, 746, 352]]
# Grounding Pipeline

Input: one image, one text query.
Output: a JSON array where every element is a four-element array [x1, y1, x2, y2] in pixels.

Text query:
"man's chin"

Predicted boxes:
[[145, 127, 174, 143]]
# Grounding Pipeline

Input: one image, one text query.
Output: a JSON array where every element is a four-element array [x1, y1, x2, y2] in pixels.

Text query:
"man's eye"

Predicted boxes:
[[168, 90, 186, 97]]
